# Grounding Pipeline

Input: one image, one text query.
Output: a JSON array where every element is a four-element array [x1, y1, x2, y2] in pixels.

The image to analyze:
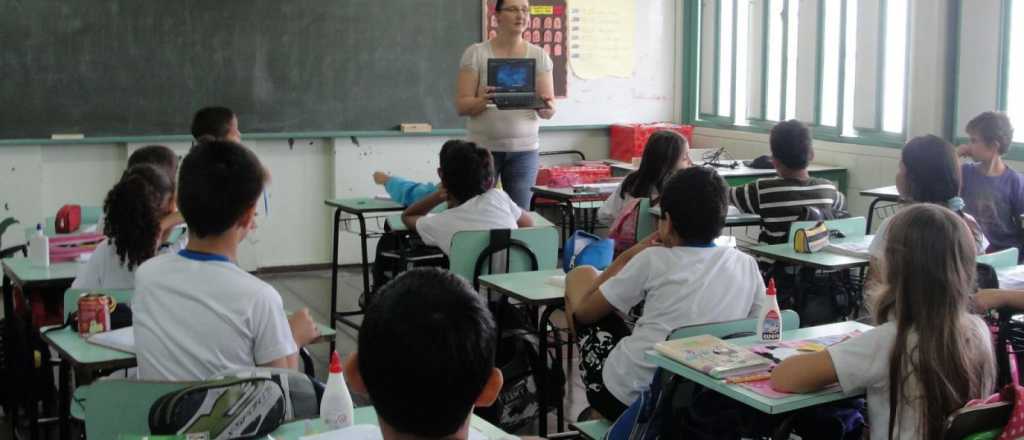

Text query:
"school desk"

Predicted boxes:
[[645, 320, 873, 414], [859, 185, 900, 233], [385, 211, 555, 233], [529, 185, 608, 240], [741, 236, 873, 271], [1, 257, 81, 439], [323, 197, 405, 341], [477, 269, 567, 434], [609, 162, 850, 194], [268, 406, 512, 439], [648, 206, 763, 228]]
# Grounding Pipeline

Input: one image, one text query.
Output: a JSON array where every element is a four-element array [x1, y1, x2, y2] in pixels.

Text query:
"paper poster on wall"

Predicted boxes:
[[567, 0, 636, 79], [484, 0, 569, 97]]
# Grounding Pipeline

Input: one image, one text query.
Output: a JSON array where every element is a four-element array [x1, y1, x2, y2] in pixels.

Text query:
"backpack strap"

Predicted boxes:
[[472, 229, 539, 290]]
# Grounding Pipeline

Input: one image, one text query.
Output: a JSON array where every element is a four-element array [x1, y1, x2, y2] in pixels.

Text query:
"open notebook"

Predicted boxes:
[[86, 326, 135, 353]]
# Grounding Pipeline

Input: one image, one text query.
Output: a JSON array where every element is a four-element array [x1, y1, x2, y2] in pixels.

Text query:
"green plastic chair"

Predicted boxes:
[[448, 225, 559, 286], [787, 217, 867, 242], [79, 379, 192, 439], [633, 198, 654, 242], [668, 309, 801, 340], [977, 247, 1020, 270]]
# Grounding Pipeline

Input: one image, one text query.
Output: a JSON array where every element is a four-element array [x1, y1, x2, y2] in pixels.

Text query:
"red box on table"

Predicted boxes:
[[609, 123, 694, 163]]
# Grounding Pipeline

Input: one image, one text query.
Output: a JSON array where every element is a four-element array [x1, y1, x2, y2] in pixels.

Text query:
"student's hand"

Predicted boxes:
[[435, 183, 448, 201], [288, 308, 320, 347], [617, 232, 661, 263], [975, 289, 1010, 310], [957, 144, 973, 158], [473, 86, 496, 113], [372, 171, 390, 185]]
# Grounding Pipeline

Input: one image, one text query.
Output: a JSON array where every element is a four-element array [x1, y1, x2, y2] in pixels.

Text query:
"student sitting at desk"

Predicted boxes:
[[869, 135, 989, 258], [772, 204, 995, 440], [565, 166, 764, 419], [598, 131, 690, 225], [728, 120, 846, 244], [190, 106, 242, 144], [958, 111, 1024, 254], [343, 267, 503, 440], [401, 139, 533, 255], [72, 164, 178, 290], [134, 140, 319, 380]]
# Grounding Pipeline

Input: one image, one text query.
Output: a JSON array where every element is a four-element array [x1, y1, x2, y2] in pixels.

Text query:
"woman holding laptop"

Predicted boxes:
[[455, 0, 557, 209]]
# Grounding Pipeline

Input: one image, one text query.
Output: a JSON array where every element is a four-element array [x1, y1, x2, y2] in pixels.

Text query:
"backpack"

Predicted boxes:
[[562, 230, 614, 272], [608, 198, 642, 254], [149, 378, 286, 440]]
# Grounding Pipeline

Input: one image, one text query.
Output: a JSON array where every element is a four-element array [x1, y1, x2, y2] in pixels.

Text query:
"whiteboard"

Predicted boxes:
[[543, 0, 677, 126]]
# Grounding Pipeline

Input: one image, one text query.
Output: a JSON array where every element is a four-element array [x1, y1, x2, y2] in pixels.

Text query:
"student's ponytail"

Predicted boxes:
[[102, 164, 175, 270]]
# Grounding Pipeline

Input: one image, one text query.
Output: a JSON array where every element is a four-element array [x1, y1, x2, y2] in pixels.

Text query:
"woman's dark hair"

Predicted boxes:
[[438, 140, 494, 204], [619, 130, 687, 199], [901, 135, 960, 206], [102, 164, 174, 270], [190, 106, 236, 141]]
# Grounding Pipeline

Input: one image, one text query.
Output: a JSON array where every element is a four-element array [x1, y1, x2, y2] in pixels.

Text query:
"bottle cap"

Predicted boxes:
[[36, 223, 42, 231], [329, 351, 343, 374], [766, 278, 776, 296]]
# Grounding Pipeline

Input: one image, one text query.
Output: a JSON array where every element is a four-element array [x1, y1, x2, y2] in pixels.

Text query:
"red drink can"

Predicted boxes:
[[78, 293, 115, 336]]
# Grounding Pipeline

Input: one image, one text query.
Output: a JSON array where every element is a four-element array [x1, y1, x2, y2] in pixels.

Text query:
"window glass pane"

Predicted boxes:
[[735, 0, 751, 123], [1007, 0, 1024, 142], [785, 0, 799, 120], [718, 0, 734, 115], [766, 0, 785, 121], [882, 0, 907, 133], [842, 0, 858, 136], [819, 0, 842, 127]]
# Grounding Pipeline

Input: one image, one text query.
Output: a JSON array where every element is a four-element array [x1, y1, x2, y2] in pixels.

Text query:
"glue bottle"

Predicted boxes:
[[320, 351, 354, 430], [757, 279, 782, 342], [28, 223, 49, 267]]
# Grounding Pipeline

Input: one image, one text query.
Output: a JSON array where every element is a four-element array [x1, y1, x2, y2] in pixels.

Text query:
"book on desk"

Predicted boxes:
[[654, 334, 773, 379]]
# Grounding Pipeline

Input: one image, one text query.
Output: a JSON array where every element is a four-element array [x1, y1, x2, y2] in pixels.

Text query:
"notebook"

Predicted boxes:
[[823, 236, 874, 259], [487, 58, 549, 110], [654, 334, 772, 379], [86, 326, 135, 353]]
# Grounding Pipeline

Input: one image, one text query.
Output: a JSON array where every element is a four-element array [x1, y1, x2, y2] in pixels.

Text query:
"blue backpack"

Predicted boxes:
[[562, 230, 614, 272]]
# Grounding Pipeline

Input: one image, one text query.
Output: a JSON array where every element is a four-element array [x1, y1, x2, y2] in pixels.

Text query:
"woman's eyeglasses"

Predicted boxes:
[[500, 7, 531, 15]]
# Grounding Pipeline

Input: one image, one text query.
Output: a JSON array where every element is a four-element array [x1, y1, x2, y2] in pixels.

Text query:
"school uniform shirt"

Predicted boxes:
[[134, 250, 297, 381], [729, 177, 846, 244], [869, 210, 989, 259], [961, 163, 1024, 253], [828, 317, 994, 440], [70, 234, 188, 290], [416, 188, 523, 255], [596, 182, 657, 225], [598, 245, 764, 404]]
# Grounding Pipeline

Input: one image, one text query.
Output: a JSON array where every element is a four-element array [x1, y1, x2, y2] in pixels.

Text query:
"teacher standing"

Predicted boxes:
[[455, 0, 556, 209]]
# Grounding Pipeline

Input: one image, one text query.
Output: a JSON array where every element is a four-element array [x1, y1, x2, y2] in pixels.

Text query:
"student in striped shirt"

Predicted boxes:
[[728, 120, 846, 244]]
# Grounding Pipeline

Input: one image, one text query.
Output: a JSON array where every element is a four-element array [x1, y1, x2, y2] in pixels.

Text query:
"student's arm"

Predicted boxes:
[[566, 234, 659, 326], [770, 350, 839, 393], [456, 68, 491, 117], [516, 211, 534, 228], [259, 354, 299, 370], [402, 187, 447, 232], [728, 183, 760, 214], [382, 174, 437, 206], [976, 289, 1024, 310]]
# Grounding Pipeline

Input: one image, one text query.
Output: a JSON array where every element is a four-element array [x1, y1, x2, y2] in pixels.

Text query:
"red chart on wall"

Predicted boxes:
[[484, 0, 568, 98]]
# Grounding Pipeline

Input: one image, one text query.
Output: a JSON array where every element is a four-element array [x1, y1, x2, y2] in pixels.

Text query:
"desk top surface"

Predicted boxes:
[[2, 257, 81, 285], [743, 236, 873, 269], [859, 185, 899, 200], [478, 269, 566, 304], [324, 197, 404, 213]]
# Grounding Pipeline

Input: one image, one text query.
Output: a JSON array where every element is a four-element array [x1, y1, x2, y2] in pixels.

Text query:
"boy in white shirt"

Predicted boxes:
[[134, 140, 319, 381], [401, 140, 533, 255], [565, 166, 764, 419]]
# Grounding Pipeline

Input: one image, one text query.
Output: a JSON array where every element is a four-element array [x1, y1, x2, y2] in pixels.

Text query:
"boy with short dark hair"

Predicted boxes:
[[959, 111, 1024, 253], [728, 119, 846, 244], [344, 267, 503, 440], [191, 106, 241, 143], [134, 140, 318, 380], [565, 166, 764, 419]]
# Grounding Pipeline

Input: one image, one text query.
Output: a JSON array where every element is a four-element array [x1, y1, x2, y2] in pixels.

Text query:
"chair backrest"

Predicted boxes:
[[633, 198, 655, 241], [788, 217, 867, 242], [448, 225, 559, 286], [943, 401, 1012, 440], [978, 247, 1019, 270], [539, 149, 586, 167], [995, 305, 1024, 387], [80, 379, 192, 439], [667, 309, 800, 341], [63, 288, 135, 320]]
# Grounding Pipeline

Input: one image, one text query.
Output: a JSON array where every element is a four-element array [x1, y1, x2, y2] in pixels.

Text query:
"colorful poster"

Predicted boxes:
[[484, 0, 569, 97], [567, 0, 636, 79]]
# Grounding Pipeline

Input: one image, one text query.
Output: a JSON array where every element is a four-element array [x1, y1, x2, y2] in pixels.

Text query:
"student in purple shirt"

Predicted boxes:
[[958, 111, 1024, 254]]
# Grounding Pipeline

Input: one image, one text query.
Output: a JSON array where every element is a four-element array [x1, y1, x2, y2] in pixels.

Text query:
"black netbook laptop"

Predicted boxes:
[[488, 58, 549, 110]]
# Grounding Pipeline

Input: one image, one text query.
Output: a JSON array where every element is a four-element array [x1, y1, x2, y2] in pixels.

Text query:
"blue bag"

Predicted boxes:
[[562, 230, 614, 272]]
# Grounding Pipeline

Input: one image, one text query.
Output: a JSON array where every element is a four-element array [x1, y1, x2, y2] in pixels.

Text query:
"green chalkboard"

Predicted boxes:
[[0, 1, 480, 139]]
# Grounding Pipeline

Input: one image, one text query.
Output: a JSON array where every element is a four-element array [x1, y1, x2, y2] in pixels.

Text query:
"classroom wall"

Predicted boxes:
[[0, 129, 610, 271]]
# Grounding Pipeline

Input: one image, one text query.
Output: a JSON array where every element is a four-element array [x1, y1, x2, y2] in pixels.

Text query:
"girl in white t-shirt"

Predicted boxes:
[[598, 130, 691, 226], [772, 204, 995, 440], [72, 163, 179, 290], [566, 167, 764, 419]]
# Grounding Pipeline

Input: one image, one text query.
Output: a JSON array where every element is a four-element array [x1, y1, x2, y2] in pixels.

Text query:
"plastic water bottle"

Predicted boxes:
[[320, 351, 354, 430], [28, 223, 49, 267], [757, 279, 782, 342]]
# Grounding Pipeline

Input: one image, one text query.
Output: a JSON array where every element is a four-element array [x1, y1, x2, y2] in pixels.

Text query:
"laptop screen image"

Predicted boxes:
[[488, 59, 536, 93]]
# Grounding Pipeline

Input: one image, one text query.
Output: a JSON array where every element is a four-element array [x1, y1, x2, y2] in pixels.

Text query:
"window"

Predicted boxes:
[[688, 0, 910, 144]]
